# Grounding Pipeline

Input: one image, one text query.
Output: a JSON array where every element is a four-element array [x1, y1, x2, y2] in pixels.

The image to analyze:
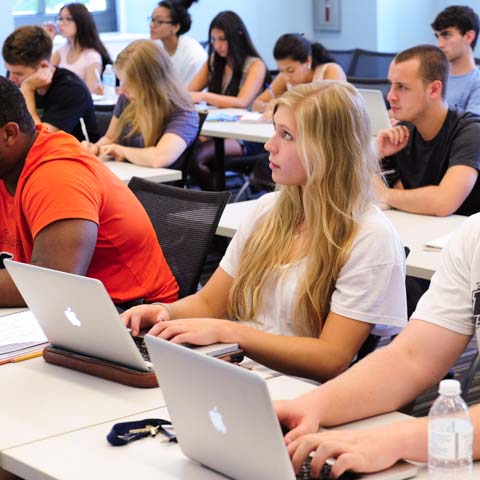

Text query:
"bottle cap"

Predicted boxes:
[[438, 379, 461, 396]]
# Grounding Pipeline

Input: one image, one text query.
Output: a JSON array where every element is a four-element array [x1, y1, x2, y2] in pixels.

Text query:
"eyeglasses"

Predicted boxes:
[[147, 16, 173, 26], [56, 16, 74, 23]]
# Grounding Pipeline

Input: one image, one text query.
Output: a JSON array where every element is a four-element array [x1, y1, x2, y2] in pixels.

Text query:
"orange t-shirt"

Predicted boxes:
[[0, 125, 178, 303]]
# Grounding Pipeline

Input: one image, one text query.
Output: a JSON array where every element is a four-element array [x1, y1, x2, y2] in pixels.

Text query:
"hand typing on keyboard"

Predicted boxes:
[[287, 426, 402, 478]]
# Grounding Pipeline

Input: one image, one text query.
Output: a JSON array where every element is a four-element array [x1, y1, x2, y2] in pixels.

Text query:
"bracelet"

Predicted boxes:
[[156, 303, 173, 321]]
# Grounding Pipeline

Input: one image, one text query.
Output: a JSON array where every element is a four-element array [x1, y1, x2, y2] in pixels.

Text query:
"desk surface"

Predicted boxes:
[[2, 406, 437, 480], [0, 373, 315, 479], [200, 108, 273, 143], [0, 357, 165, 453], [216, 200, 467, 280], [105, 161, 181, 184]]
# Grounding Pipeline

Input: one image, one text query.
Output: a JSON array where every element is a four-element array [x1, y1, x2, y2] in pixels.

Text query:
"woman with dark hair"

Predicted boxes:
[[188, 11, 267, 189], [188, 10, 267, 108], [51, 2, 112, 93], [149, 0, 207, 84], [253, 33, 346, 115]]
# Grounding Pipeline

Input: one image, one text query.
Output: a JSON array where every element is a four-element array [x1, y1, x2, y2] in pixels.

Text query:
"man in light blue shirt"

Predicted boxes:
[[432, 5, 480, 114]]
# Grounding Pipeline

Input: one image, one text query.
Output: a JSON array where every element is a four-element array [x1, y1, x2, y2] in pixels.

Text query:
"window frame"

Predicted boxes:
[[13, 0, 117, 33]]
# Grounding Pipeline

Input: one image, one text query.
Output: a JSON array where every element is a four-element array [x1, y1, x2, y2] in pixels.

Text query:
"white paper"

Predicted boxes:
[[0, 311, 47, 356]]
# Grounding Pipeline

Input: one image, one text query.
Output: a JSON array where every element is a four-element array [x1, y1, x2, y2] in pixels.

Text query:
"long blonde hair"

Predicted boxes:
[[113, 39, 193, 146], [228, 81, 379, 337]]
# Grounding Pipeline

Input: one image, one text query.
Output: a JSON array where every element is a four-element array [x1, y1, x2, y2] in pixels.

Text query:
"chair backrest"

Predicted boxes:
[[328, 49, 357, 76], [348, 76, 391, 105], [94, 109, 113, 137], [169, 111, 208, 188], [350, 49, 396, 79], [128, 177, 231, 298]]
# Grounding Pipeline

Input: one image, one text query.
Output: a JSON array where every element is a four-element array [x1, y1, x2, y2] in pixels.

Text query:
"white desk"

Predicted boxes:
[[0, 373, 314, 479], [0, 357, 165, 454], [105, 161, 181, 184], [216, 200, 467, 280], [200, 108, 273, 143], [1, 406, 436, 480], [199, 109, 272, 190]]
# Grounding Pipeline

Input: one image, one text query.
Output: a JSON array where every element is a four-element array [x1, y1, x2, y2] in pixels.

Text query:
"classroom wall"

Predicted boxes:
[[0, 0, 14, 76], [118, 0, 315, 68]]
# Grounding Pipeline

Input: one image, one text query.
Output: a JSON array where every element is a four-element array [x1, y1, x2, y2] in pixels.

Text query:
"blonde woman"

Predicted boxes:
[[123, 82, 407, 382], [85, 39, 198, 168]]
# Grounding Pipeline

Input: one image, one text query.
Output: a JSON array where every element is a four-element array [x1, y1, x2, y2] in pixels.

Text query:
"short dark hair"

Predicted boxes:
[[2, 26, 52, 67], [394, 45, 449, 99], [0, 77, 35, 133], [431, 5, 480, 50]]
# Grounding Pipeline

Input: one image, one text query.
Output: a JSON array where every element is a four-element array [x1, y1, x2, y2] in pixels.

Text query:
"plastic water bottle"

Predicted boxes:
[[428, 379, 473, 479], [102, 64, 116, 100]]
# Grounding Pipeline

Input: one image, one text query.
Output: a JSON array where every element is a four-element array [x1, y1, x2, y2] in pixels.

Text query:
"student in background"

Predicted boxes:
[[149, 0, 207, 84], [2, 25, 98, 143], [51, 2, 112, 94], [432, 5, 480, 114], [83, 40, 198, 168], [253, 33, 346, 116], [377, 44, 480, 216], [188, 10, 267, 189], [123, 82, 407, 383], [0, 77, 178, 308]]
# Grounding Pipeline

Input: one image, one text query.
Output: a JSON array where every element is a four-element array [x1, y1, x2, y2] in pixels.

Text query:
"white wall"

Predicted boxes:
[[0, 0, 14, 76], [377, 0, 435, 53], [118, 0, 315, 68], [314, 0, 378, 51]]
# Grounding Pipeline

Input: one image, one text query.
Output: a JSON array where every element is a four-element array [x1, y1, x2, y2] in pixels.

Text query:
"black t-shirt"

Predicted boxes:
[[383, 109, 480, 216], [35, 67, 99, 142]]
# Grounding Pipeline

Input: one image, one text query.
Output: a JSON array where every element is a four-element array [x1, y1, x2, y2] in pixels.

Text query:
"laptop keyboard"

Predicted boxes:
[[132, 336, 150, 361]]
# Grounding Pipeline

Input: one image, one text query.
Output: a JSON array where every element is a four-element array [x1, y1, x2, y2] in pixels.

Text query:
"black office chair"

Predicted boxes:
[[348, 76, 391, 106], [169, 111, 208, 188], [350, 49, 396, 79], [128, 177, 231, 298], [94, 109, 113, 137], [233, 153, 275, 202], [328, 49, 357, 76]]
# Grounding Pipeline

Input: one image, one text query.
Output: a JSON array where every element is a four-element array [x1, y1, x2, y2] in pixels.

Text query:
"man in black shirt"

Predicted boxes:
[[377, 44, 480, 216], [2, 26, 98, 143]]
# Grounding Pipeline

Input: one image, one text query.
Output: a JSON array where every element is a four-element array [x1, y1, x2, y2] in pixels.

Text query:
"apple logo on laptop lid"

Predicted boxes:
[[209, 406, 227, 434], [64, 307, 82, 327]]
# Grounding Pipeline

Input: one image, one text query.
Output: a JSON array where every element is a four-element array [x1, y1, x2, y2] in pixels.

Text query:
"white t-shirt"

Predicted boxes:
[[54, 43, 102, 82], [413, 213, 480, 337], [158, 35, 207, 85], [220, 192, 407, 339]]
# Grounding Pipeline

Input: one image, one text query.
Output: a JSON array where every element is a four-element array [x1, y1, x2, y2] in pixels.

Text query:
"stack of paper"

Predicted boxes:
[[238, 112, 271, 124], [0, 311, 48, 362], [424, 233, 452, 250]]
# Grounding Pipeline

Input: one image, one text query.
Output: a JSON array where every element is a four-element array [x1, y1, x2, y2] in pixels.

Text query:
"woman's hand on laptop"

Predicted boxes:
[[121, 304, 170, 336], [148, 318, 237, 345], [287, 425, 405, 477]]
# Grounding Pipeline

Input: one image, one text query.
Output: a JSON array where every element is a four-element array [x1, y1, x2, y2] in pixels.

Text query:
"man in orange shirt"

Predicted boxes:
[[0, 77, 178, 308]]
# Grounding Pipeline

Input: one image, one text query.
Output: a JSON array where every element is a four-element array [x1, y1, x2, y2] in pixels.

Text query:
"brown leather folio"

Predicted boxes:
[[42, 345, 245, 388]]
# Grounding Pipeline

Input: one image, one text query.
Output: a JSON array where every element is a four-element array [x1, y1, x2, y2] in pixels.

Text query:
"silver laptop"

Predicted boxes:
[[358, 88, 391, 136], [4, 260, 238, 372], [145, 335, 418, 480]]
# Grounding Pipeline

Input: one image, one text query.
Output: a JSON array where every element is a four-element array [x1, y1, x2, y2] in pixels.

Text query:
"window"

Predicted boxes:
[[13, 0, 117, 32]]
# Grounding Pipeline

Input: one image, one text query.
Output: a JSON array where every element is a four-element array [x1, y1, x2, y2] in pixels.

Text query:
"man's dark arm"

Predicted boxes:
[[0, 219, 98, 307]]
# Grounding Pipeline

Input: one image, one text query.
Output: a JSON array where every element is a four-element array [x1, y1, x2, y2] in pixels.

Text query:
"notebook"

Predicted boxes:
[[4, 261, 238, 372], [358, 88, 391, 136], [144, 335, 419, 480]]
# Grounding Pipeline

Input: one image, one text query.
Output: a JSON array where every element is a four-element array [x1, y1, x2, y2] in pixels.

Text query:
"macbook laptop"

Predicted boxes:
[[145, 335, 419, 480], [4, 260, 238, 372], [358, 88, 391, 136]]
